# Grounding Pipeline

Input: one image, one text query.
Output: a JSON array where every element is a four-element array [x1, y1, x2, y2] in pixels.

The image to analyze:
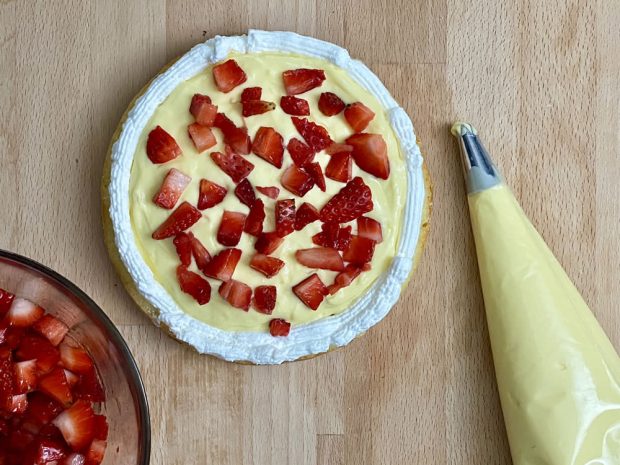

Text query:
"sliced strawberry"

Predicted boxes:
[[295, 247, 345, 271], [325, 152, 352, 183], [325, 142, 353, 155], [58, 343, 93, 375], [32, 314, 69, 347], [201, 249, 242, 281], [188, 232, 212, 270], [210, 149, 254, 183], [242, 100, 275, 117], [241, 87, 262, 102], [304, 162, 326, 191], [173, 232, 192, 266], [291, 117, 332, 152], [152, 168, 191, 210], [188, 123, 217, 152], [73, 369, 104, 403], [218, 280, 252, 311], [294, 202, 320, 231], [252, 127, 284, 168], [234, 178, 256, 207], [344, 102, 375, 132], [243, 199, 265, 236], [280, 96, 309, 116], [217, 211, 247, 247], [52, 400, 95, 451], [253, 285, 276, 314], [268, 319, 291, 337], [38, 368, 72, 407], [176, 266, 211, 305], [0, 288, 14, 317], [152, 202, 201, 240], [280, 164, 314, 197], [327, 264, 363, 295], [93, 415, 108, 441], [213, 114, 251, 154], [5, 394, 28, 414], [13, 360, 37, 394], [64, 369, 79, 388], [320, 177, 373, 223], [189, 94, 217, 126], [255, 186, 279, 199], [343, 236, 376, 265], [33, 438, 66, 464], [7, 298, 44, 328], [0, 323, 23, 349], [287, 138, 315, 167], [86, 438, 106, 464], [213, 59, 247, 93], [64, 453, 87, 465], [357, 216, 383, 243], [282, 69, 326, 95], [275, 199, 295, 237], [197, 179, 227, 210], [254, 232, 284, 255], [23, 393, 63, 427], [346, 133, 390, 180], [146, 126, 182, 164], [16, 336, 60, 374], [312, 223, 352, 251], [318, 92, 345, 116], [293, 274, 328, 310], [249, 254, 285, 278]]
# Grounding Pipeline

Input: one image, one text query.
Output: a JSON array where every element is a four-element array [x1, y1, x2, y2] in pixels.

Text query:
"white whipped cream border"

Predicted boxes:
[[109, 30, 426, 364]]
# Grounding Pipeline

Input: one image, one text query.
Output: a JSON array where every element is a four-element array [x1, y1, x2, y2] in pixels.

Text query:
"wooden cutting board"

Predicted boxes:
[[1, 1, 618, 463]]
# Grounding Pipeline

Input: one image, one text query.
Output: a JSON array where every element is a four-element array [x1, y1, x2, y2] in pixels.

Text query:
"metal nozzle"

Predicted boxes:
[[451, 122, 502, 194]]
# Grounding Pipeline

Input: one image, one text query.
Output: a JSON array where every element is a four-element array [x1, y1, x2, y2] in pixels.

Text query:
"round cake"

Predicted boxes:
[[102, 30, 431, 364]]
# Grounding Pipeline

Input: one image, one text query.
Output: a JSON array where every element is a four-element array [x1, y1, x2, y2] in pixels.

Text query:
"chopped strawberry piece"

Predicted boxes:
[[58, 343, 93, 375], [6, 394, 28, 414], [93, 415, 108, 441], [249, 254, 285, 278], [234, 178, 256, 207], [64, 453, 87, 465], [327, 264, 363, 295], [152, 168, 191, 210], [304, 162, 326, 191], [213, 114, 251, 154], [318, 92, 345, 116], [357, 216, 383, 243], [287, 138, 315, 167], [213, 59, 247, 93], [16, 336, 60, 374], [325, 142, 353, 155], [295, 247, 345, 271], [269, 319, 291, 337], [294, 202, 320, 231], [253, 285, 276, 314], [64, 369, 79, 387], [86, 438, 107, 464], [291, 117, 332, 152], [23, 393, 63, 427], [188, 232, 211, 270], [346, 133, 390, 180], [256, 186, 279, 199], [197, 179, 227, 210], [282, 68, 326, 95], [320, 177, 373, 223], [13, 360, 37, 394], [32, 438, 67, 463], [252, 127, 284, 168], [242, 100, 275, 117], [280, 96, 310, 116], [344, 102, 375, 132], [280, 164, 314, 197], [152, 202, 201, 240], [244, 199, 265, 236], [241, 87, 262, 102], [325, 152, 352, 183], [32, 314, 69, 347], [72, 368, 104, 403], [146, 126, 182, 164], [293, 274, 328, 310], [0, 323, 23, 349], [189, 94, 217, 126], [254, 232, 284, 255], [188, 123, 217, 152], [343, 236, 376, 265], [218, 280, 252, 311], [210, 150, 254, 183], [176, 266, 211, 305], [38, 368, 72, 407], [275, 199, 295, 237], [7, 298, 44, 328], [52, 400, 95, 451], [0, 288, 14, 317], [173, 232, 192, 266], [312, 223, 352, 251], [217, 211, 247, 246], [201, 248, 242, 281]]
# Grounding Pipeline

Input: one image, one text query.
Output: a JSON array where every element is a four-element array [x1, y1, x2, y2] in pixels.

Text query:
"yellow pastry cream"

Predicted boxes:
[[129, 52, 408, 332], [468, 184, 620, 465]]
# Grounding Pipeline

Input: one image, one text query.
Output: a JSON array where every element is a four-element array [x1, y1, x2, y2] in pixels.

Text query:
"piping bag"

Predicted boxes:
[[452, 122, 620, 465]]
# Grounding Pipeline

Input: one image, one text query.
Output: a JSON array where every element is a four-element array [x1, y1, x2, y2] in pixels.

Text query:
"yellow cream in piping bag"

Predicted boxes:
[[453, 122, 620, 465]]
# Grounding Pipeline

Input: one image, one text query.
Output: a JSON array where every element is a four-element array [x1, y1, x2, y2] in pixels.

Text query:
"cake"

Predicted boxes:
[[102, 30, 431, 364]]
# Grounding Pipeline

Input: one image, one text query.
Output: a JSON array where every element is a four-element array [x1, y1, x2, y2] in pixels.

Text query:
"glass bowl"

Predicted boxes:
[[0, 249, 150, 465]]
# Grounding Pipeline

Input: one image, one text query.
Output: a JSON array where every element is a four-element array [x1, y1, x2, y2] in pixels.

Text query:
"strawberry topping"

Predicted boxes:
[[213, 59, 247, 93], [275, 199, 295, 237], [242, 100, 276, 117], [304, 162, 326, 191], [210, 149, 254, 183], [295, 247, 345, 271], [344, 102, 375, 132], [254, 232, 284, 255], [282, 69, 326, 95], [319, 177, 373, 223], [287, 138, 315, 167], [146, 126, 182, 164], [256, 186, 280, 199], [357, 216, 383, 243], [188, 123, 217, 152], [52, 400, 95, 451], [294, 202, 320, 231], [325, 142, 353, 155], [201, 248, 242, 281], [234, 178, 256, 207], [291, 117, 332, 152], [13, 359, 37, 394], [189, 94, 217, 126], [328, 264, 364, 295], [312, 223, 352, 251], [253, 285, 277, 314], [198, 179, 227, 210], [32, 314, 69, 347], [249, 254, 285, 278], [346, 133, 390, 180], [269, 319, 291, 337], [241, 87, 262, 102], [218, 280, 252, 311], [342, 236, 376, 265], [217, 211, 247, 247], [318, 92, 345, 116], [173, 232, 192, 266], [176, 266, 211, 305], [244, 199, 265, 236], [153, 168, 191, 209], [188, 232, 212, 270], [38, 368, 72, 407], [58, 343, 93, 374], [213, 114, 251, 154], [7, 299, 44, 328], [152, 202, 202, 240], [325, 152, 352, 183], [280, 96, 310, 116], [16, 335, 59, 374], [252, 127, 284, 168], [292, 274, 328, 310], [280, 164, 314, 197]]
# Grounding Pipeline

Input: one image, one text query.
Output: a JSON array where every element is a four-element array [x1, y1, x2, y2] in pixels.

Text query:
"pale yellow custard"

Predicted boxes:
[[129, 52, 407, 332]]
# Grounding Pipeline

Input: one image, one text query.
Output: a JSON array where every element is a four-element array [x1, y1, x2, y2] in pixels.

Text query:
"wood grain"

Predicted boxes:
[[1, 1, 619, 464]]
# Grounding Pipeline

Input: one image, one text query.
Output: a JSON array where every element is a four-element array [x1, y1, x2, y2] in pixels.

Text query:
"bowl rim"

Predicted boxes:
[[0, 248, 151, 465]]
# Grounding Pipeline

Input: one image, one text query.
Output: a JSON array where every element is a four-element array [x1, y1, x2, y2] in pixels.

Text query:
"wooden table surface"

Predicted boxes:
[[2, 1, 619, 463]]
